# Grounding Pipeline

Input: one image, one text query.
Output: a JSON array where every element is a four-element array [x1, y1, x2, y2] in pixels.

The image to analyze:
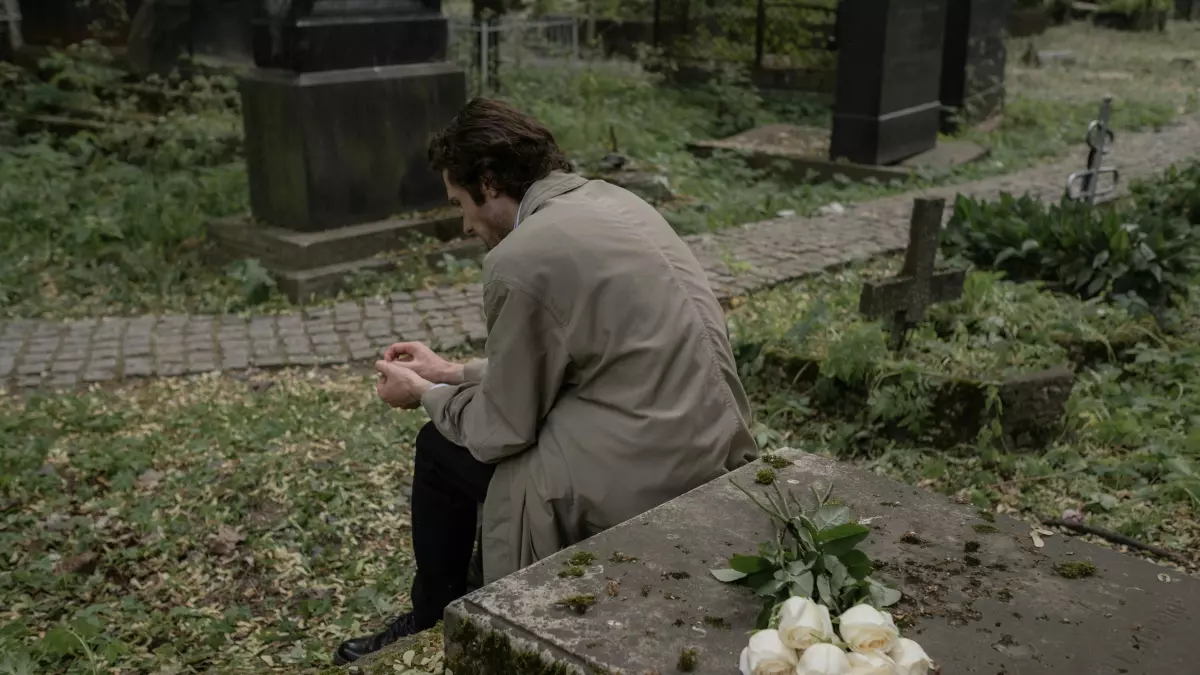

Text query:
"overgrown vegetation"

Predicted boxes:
[[731, 163, 1200, 577], [1, 21, 1194, 318], [942, 162, 1200, 320]]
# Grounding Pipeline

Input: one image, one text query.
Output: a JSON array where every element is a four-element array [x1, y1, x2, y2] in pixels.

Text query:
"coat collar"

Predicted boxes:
[[518, 171, 588, 223]]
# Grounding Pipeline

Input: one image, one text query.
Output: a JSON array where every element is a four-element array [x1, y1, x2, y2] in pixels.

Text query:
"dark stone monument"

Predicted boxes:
[[830, 0, 949, 166], [209, 0, 468, 300], [940, 0, 1012, 133], [859, 198, 965, 350]]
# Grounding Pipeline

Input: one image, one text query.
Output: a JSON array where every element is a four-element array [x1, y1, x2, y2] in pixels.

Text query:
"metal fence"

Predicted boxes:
[[652, 0, 838, 91], [448, 16, 583, 95]]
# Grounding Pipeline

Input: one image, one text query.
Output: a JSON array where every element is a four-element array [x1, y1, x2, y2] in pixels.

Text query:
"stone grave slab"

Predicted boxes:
[[687, 124, 989, 186], [445, 449, 1200, 674]]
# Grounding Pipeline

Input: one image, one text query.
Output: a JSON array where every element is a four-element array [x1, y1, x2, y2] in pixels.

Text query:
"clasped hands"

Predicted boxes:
[[375, 342, 466, 410]]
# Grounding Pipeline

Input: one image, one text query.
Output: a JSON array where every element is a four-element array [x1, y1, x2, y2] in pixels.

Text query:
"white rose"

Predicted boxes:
[[847, 651, 896, 675], [889, 638, 934, 675], [837, 604, 900, 654], [778, 596, 836, 651], [796, 643, 853, 675], [742, 629, 798, 675]]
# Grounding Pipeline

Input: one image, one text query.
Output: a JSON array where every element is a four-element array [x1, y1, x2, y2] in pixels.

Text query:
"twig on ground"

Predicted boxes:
[[1042, 518, 1189, 566]]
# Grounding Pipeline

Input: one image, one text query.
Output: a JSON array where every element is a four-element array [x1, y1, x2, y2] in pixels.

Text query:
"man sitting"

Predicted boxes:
[[334, 98, 757, 665]]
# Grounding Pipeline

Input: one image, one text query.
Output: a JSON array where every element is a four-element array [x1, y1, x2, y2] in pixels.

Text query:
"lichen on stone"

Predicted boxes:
[[556, 594, 598, 615], [662, 571, 690, 580], [1053, 561, 1097, 579], [677, 648, 699, 672], [567, 551, 597, 567], [755, 468, 776, 485]]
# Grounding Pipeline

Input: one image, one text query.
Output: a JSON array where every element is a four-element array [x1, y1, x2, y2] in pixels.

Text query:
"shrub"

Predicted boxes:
[[941, 192, 1200, 314]]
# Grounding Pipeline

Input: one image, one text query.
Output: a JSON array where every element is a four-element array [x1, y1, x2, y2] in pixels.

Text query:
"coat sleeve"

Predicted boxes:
[[462, 359, 488, 383], [421, 280, 568, 464]]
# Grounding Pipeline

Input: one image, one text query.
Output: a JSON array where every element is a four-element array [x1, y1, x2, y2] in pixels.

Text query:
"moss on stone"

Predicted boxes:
[[447, 617, 574, 675], [1053, 561, 1097, 579], [609, 551, 639, 564], [755, 468, 776, 485], [662, 571, 690, 580], [762, 454, 791, 469], [558, 566, 585, 579], [964, 540, 980, 553], [972, 524, 999, 534], [677, 648, 699, 672], [556, 594, 598, 615], [567, 551, 597, 567], [702, 615, 730, 629]]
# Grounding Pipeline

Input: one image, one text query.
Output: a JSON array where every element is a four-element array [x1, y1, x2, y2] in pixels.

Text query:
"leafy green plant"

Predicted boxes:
[[710, 482, 900, 628], [941, 192, 1200, 313]]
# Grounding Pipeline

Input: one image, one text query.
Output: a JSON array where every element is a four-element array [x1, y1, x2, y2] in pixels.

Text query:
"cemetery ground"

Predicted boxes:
[[0, 21, 1198, 319], [5, 241, 1200, 673], [4, 20, 1200, 675]]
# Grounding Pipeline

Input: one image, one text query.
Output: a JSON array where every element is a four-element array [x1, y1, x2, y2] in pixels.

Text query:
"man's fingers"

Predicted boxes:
[[384, 342, 420, 362]]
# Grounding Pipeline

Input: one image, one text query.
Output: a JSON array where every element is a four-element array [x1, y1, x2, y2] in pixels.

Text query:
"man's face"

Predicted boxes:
[[444, 171, 516, 251]]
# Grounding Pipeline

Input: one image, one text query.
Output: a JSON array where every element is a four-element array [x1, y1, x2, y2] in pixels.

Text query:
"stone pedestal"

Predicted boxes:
[[940, 0, 1012, 133], [208, 0, 469, 302], [240, 62, 466, 231], [444, 449, 1200, 674], [830, 0, 949, 166]]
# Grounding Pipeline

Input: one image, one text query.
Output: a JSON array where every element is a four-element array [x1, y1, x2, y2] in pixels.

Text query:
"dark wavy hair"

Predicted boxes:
[[428, 97, 573, 206]]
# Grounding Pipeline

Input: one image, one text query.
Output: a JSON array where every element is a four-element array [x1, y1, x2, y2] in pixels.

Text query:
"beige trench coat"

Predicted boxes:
[[422, 172, 757, 584]]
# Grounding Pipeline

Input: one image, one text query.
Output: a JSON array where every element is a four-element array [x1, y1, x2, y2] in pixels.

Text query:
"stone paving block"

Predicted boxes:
[[123, 358, 153, 377], [0, 357, 13, 378], [82, 369, 115, 383], [17, 362, 46, 376], [253, 353, 288, 367], [350, 343, 382, 361], [289, 354, 319, 366], [157, 363, 185, 376], [363, 320, 394, 339], [46, 373, 79, 388], [16, 375, 43, 388], [91, 358, 118, 371], [50, 360, 84, 373], [221, 352, 250, 370]]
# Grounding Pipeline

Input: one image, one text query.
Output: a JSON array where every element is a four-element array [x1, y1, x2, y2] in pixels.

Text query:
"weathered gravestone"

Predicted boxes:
[[442, 449, 1200, 674], [830, 0, 949, 166], [859, 198, 965, 351], [940, 0, 1012, 133], [207, 0, 468, 301]]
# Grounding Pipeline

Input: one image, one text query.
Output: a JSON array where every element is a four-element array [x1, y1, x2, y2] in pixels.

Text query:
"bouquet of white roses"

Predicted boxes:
[[714, 476, 936, 675], [739, 597, 934, 675]]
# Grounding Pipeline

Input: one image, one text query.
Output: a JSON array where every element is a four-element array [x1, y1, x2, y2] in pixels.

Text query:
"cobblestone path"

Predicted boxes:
[[4, 117, 1200, 390]]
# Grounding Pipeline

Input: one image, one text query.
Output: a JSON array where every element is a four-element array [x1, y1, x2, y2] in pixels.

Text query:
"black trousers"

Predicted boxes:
[[409, 422, 495, 629]]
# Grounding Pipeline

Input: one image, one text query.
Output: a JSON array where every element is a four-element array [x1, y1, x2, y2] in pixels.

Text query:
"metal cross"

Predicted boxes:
[[1066, 96, 1120, 205], [859, 198, 966, 351]]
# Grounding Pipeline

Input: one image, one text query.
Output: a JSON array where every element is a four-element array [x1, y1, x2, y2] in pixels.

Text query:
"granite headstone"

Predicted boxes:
[[239, 0, 466, 232], [940, 0, 1012, 133], [830, 0, 949, 166]]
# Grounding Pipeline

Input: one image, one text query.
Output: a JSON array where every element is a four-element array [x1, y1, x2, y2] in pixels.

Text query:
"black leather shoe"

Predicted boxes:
[[332, 613, 420, 665]]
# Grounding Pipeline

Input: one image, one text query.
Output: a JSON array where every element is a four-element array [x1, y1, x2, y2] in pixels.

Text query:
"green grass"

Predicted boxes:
[[732, 258, 1200, 566], [0, 369, 431, 674], [3, 261, 1197, 674], [0, 23, 1194, 319]]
